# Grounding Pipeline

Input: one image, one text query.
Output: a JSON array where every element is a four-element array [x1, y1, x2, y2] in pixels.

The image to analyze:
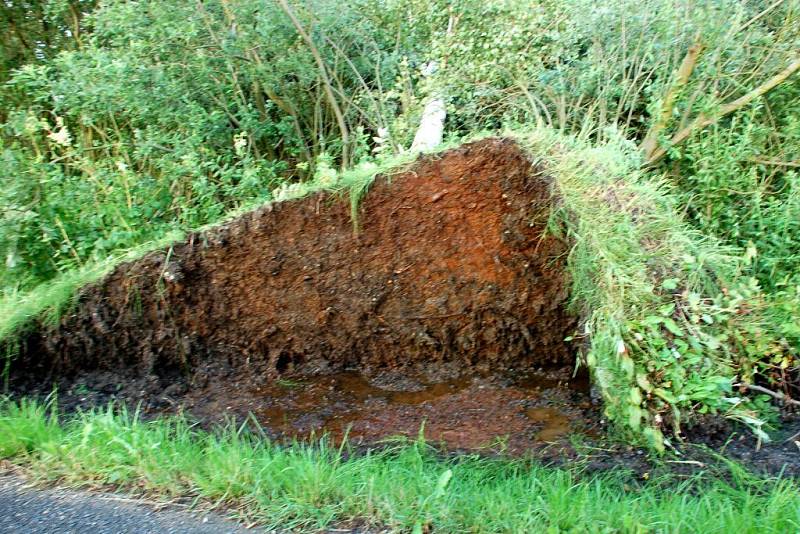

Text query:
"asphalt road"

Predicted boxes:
[[0, 474, 251, 534]]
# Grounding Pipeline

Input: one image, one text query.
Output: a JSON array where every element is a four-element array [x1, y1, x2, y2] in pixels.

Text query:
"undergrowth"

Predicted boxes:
[[512, 129, 795, 449], [1, 398, 798, 533]]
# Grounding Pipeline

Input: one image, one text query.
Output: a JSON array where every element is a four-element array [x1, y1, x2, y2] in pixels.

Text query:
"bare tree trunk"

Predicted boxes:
[[409, 12, 459, 153], [410, 95, 446, 152]]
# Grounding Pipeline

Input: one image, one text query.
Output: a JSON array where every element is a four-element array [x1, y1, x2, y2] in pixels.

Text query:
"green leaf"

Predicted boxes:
[[661, 317, 684, 337], [630, 387, 642, 405], [620, 355, 635, 379], [661, 278, 679, 291], [436, 469, 453, 493], [658, 303, 676, 316], [643, 316, 663, 327], [653, 388, 677, 404], [628, 405, 642, 430], [643, 427, 665, 453], [635, 373, 653, 393]]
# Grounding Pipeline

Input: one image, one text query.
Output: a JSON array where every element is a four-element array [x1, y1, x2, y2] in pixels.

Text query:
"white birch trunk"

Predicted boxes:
[[410, 96, 446, 152]]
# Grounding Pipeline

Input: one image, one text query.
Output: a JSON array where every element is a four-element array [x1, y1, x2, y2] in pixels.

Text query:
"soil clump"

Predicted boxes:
[[9, 138, 588, 452], [8, 137, 798, 476]]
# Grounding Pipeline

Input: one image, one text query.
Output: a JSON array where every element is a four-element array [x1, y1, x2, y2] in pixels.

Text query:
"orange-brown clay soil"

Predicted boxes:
[[10, 138, 599, 452]]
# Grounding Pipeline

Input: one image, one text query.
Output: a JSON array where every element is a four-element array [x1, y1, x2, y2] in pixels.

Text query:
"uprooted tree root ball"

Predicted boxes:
[[9, 139, 582, 437]]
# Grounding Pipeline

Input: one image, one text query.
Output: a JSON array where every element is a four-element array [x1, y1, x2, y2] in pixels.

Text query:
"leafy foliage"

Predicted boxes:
[[0, 0, 408, 286], [515, 129, 794, 449]]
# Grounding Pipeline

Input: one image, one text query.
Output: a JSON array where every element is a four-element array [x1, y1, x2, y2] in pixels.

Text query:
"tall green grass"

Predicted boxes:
[[1, 398, 798, 533]]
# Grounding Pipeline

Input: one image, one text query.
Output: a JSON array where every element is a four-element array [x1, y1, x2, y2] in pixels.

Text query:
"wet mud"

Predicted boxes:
[[185, 366, 597, 454]]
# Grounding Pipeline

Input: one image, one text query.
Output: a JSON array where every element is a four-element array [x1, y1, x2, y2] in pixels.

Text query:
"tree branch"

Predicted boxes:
[[645, 57, 800, 166], [640, 41, 703, 160], [736, 383, 800, 406]]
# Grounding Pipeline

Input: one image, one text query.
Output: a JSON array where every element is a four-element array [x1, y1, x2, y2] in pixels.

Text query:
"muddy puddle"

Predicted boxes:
[[214, 368, 600, 454]]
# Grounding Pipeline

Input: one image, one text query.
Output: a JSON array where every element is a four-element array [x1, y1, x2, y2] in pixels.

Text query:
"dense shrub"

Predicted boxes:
[[0, 0, 412, 286]]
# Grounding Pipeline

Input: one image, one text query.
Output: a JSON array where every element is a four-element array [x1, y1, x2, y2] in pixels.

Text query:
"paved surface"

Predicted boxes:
[[0, 474, 251, 533]]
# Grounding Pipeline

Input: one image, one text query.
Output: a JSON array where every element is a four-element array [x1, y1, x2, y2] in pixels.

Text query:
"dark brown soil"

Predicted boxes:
[[8, 138, 586, 447]]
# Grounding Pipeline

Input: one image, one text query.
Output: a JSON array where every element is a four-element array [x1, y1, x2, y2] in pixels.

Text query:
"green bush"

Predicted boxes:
[[0, 0, 408, 288], [514, 129, 794, 449]]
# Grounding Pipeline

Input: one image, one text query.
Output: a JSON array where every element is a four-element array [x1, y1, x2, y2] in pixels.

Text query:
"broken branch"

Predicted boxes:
[[640, 41, 704, 161], [645, 57, 800, 166], [735, 382, 800, 406]]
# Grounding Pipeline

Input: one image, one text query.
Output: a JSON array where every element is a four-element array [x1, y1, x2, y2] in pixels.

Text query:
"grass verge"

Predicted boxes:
[[1, 398, 799, 533]]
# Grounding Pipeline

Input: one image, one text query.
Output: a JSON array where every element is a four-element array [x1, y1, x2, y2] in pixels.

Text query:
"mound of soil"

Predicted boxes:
[[7, 137, 800, 475], [9, 138, 580, 433]]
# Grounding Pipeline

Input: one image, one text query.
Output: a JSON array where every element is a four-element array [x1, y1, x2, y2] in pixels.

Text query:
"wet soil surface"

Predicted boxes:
[[186, 366, 596, 455], [28, 363, 800, 479], [41, 364, 600, 457]]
